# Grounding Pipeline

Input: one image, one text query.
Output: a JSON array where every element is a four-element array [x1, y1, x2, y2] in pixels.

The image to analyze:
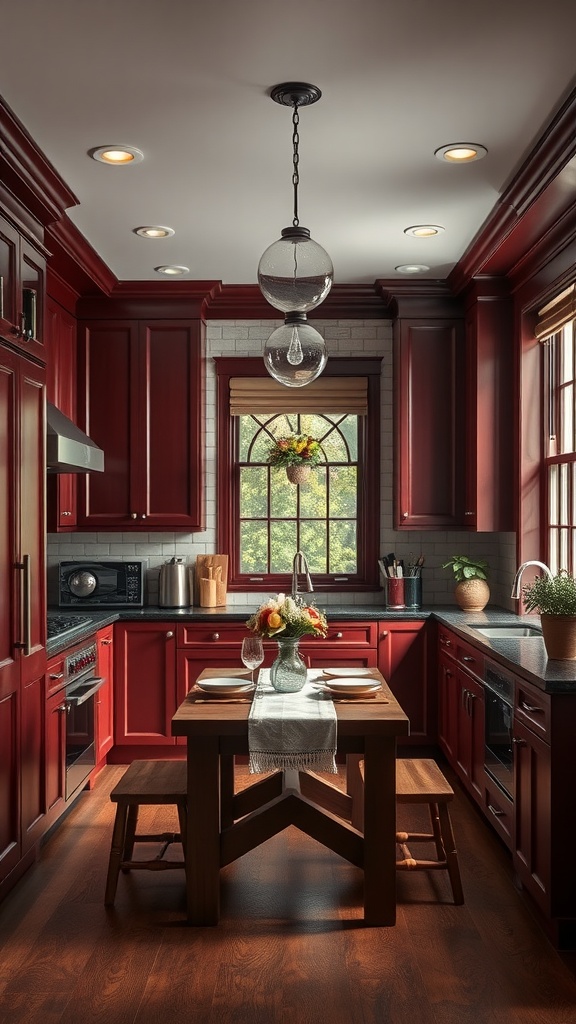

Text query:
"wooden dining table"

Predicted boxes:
[[171, 667, 410, 925]]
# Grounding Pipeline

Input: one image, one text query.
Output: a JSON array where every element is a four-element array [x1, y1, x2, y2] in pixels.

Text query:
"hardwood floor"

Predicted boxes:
[[1, 763, 575, 1024]]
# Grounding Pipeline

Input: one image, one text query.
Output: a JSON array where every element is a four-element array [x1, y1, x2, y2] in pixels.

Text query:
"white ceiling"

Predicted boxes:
[[2, 0, 576, 286]]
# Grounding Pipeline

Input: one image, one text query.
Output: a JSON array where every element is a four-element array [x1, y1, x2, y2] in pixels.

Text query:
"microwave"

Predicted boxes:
[[58, 560, 146, 608]]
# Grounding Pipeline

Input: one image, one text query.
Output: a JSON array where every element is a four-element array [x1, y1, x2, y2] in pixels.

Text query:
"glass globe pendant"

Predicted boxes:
[[257, 83, 333, 314], [263, 312, 327, 387]]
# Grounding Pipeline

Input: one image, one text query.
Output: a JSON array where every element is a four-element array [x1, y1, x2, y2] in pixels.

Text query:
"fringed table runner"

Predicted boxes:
[[248, 670, 337, 775]]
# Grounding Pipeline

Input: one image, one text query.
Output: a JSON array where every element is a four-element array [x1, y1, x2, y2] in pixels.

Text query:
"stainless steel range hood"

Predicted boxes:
[[46, 402, 105, 473]]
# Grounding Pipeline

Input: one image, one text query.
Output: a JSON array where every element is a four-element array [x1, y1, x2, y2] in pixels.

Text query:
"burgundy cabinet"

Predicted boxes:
[[436, 628, 484, 806], [0, 211, 47, 364], [437, 649, 458, 762], [46, 295, 77, 529], [0, 344, 46, 886], [45, 685, 66, 821], [394, 318, 466, 529], [378, 620, 433, 743], [77, 319, 205, 531], [454, 671, 485, 805], [513, 713, 551, 915], [95, 626, 114, 763], [114, 622, 177, 749]]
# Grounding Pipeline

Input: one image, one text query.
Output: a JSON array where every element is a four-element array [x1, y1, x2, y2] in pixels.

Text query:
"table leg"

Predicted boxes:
[[220, 754, 235, 829], [186, 736, 220, 925], [363, 736, 397, 925]]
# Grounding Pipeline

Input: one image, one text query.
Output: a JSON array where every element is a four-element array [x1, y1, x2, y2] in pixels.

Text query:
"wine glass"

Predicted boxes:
[[241, 636, 264, 685]]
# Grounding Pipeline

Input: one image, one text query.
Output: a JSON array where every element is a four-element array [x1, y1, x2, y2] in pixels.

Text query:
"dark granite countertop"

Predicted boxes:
[[46, 603, 576, 693]]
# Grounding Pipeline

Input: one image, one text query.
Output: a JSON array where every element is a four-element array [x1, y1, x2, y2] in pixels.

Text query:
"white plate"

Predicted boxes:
[[196, 679, 254, 696], [322, 668, 375, 678], [321, 680, 381, 696]]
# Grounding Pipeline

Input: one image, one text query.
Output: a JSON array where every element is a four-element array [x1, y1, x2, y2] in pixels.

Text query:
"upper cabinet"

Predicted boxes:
[[0, 211, 47, 364], [46, 294, 77, 529], [77, 318, 205, 531]]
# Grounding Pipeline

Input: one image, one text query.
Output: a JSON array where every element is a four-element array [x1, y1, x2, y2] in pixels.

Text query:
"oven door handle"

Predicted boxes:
[[66, 676, 105, 706]]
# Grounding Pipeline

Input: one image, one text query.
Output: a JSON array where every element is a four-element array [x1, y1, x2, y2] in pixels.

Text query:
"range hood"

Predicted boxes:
[[46, 402, 105, 473]]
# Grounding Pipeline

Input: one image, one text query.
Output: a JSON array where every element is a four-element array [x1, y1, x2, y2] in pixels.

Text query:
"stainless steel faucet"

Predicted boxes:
[[291, 550, 314, 603], [511, 560, 553, 599]]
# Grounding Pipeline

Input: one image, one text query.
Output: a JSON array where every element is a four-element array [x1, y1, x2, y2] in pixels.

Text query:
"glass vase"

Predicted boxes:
[[269, 637, 307, 692]]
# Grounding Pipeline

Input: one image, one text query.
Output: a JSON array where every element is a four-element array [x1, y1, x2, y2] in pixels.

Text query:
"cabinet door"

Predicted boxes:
[[46, 296, 77, 529], [114, 623, 177, 746], [0, 215, 19, 341], [438, 651, 458, 761], [455, 671, 485, 805], [513, 716, 551, 914], [78, 319, 204, 531], [0, 689, 20, 882], [395, 319, 465, 529], [378, 621, 431, 742], [95, 626, 114, 761], [20, 671, 45, 853], [19, 236, 46, 364], [0, 349, 19, 702], [18, 358, 46, 677], [45, 688, 66, 818]]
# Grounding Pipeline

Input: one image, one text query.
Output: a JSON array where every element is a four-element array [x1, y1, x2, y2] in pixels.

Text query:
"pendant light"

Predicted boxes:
[[258, 83, 332, 387]]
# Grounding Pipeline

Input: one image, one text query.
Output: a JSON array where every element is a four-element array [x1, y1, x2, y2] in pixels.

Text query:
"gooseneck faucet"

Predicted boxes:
[[511, 560, 554, 599], [291, 551, 314, 604]]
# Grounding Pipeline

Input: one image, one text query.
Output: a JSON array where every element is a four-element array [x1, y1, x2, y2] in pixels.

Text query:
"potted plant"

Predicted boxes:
[[442, 555, 490, 612], [521, 569, 576, 659], [266, 434, 322, 485]]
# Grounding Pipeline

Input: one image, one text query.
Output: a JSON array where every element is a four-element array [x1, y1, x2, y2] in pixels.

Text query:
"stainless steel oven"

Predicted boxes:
[[54, 641, 105, 799], [483, 661, 514, 802]]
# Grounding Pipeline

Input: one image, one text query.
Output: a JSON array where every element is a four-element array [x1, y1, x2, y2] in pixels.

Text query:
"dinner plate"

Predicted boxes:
[[322, 668, 375, 678], [321, 680, 382, 697], [196, 679, 254, 696]]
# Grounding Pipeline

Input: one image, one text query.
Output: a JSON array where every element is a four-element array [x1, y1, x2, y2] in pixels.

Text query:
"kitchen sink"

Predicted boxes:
[[467, 624, 542, 639]]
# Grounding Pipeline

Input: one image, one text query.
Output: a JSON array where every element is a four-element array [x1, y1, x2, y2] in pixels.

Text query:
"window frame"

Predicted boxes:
[[543, 319, 576, 573], [216, 356, 382, 593]]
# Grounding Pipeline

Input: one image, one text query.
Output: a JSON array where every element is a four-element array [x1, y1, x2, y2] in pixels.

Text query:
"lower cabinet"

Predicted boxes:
[[20, 672, 46, 855], [513, 714, 551, 915], [454, 672, 484, 805], [378, 620, 432, 743], [437, 627, 485, 807], [114, 622, 177, 750], [95, 626, 114, 763], [438, 650, 458, 761], [45, 684, 66, 824]]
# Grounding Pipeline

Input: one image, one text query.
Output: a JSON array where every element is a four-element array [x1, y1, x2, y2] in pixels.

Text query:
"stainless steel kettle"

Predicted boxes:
[[158, 557, 190, 608]]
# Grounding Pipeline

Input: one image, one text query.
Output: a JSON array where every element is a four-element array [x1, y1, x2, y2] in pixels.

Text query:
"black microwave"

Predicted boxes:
[[58, 560, 146, 608]]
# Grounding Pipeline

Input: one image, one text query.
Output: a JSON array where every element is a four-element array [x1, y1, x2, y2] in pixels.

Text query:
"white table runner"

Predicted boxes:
[[248, 670, 337, 775]]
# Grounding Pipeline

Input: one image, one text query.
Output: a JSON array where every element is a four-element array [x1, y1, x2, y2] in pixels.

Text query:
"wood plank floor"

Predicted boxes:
[[1, 763, 575, 1024]]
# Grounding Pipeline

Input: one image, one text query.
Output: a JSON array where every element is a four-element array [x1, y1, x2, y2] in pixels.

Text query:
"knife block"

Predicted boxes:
[[194, 555, 228, 607]]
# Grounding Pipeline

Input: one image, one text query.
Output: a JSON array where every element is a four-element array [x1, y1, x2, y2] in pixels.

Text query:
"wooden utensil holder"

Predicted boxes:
[[195, 555, 228, 607]]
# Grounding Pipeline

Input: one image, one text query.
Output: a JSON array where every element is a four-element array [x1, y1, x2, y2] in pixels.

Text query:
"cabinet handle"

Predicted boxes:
[[14, 554, 31, 655], [166, 631, 174, 639], [100, 639, 112, 646], [212, 633, 220, 641], [488, 804, 505, 817], [335, 631, 343, 639], [141, 514, 147, 519], [464, 511, 475, 516], [461, 655, 475, 663], [512, 737, 526, 746], [520, 701, 543, 714], [49, 672, 65, 680], [380, 630, 388, 638], [402, 511, 409, 519], [61, 510, 72, 516], [445, 669, 453, 678], [57, 704, 68, 714], [131, 513, 138, 519]]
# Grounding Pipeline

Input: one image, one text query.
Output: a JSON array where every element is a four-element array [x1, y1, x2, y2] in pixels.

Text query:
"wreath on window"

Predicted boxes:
[[266, 434, 322, 484]]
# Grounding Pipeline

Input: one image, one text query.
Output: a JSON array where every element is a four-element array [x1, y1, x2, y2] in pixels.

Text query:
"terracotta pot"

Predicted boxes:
[[454, 578, 490, 612], [286, 464, 311, 485], [540, 614, 576, 660]]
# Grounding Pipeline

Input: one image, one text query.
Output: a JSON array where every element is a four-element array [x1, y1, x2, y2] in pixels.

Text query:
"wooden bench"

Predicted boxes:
[[104, 760, 187, 906], [349, 756, 464, 905]]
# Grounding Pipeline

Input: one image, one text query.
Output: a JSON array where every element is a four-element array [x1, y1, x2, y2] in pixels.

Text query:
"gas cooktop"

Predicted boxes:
[[47, 613, 94, 642]]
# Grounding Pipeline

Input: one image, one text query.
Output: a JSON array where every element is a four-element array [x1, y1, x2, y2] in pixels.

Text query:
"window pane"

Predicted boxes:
[[270, 520, 297, 572], [270, 472, 297, 518], [560, 383, 574, 454], [300, 467, 327, 517], [560, 325, 573, 383], [239, 418, 259, 461], [549, 464, 558, 525], [329, 466, 357, 517], [560, 463, 569, 523], [300, 521, 327, 573], [240, 521, 268, 573], [329, 520, 357, 573], [240, 467, 268, 517]]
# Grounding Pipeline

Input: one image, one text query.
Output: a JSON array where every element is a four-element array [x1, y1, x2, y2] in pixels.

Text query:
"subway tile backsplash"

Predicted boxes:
[[47, 318, 517, 611]]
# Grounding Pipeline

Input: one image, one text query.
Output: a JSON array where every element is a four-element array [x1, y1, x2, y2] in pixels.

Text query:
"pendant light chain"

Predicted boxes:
[[292, 103, 300, 228]]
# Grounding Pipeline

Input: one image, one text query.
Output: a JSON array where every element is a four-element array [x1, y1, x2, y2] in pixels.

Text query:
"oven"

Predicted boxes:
[[58, 560, 145, 608], [55, 641, 105, 799], [483, 661, 514, 802]]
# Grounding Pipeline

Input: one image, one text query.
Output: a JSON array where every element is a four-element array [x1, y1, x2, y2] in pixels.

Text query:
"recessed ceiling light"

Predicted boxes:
[[89, 145, 144, 165], [435, 143, 487, 163], [404, 225, 445, 238], [154, 265, 190, 276], [134, 226, 175, 239], [395, 264, 430, 274]]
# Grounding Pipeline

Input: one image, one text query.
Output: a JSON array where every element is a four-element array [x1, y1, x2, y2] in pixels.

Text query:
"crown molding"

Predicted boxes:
[[204, 283, 391, 320], [46, 215, 118, 296]]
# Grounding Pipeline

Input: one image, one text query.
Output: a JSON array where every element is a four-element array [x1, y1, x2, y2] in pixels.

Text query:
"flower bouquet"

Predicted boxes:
[[246, 593, 328, 639], [267, 434, 322, 484]]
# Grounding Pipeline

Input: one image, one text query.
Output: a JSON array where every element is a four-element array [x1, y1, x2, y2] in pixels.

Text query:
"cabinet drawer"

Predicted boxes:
[[484, 772, 513, 850], [46, 653, 66, 696], [310, 622, 377, 647], [515, 681, 550, 740], [455, 639, 484, 680], [178, 623, 248, 647]]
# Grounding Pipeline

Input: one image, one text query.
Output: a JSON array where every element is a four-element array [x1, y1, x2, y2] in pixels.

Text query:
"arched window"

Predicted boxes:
[[216, 357, 381, 593]]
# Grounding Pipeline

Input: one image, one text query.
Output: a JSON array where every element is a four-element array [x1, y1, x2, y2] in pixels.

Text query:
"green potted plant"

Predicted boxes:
[[267, 434, 322, 485], [521, 569, 576, 659], [442, 555, 490, 612]]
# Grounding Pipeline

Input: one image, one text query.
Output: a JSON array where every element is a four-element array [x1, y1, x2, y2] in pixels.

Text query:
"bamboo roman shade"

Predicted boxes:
[[535, 284, 576, 341], [229, 376, 368, 415]]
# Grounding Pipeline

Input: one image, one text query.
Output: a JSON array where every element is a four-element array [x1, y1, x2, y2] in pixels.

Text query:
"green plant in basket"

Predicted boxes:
[[266, 434, 322, 469], [521, 570, 576, 615]]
